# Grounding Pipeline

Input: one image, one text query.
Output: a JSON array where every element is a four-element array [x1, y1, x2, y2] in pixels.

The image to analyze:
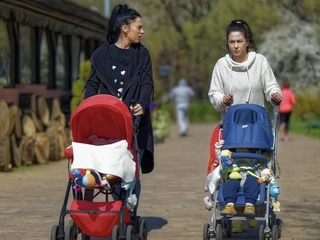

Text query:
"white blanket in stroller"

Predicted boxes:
[[70, 140, 136, 182]]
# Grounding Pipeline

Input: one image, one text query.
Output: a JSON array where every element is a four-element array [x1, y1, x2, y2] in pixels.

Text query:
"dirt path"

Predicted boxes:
[[0, 124, 319, 240]]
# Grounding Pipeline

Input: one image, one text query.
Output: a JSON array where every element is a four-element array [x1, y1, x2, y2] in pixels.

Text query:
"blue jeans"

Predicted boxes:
[[223, 175, 260, 205], [175, 103, 190, 134]]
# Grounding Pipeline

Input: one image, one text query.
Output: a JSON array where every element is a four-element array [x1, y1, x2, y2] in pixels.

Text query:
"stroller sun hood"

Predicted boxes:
[[221, 104, 274, 150], [70, 95, 134, 146]]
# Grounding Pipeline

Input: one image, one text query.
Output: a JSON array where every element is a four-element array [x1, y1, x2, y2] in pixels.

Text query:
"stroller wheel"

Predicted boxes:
[[276, 218, 283, 238], [139, 219, 147, 240], [65, 222, 77, 240], [126, 224, 134, 240], [112, 225, 119, 240], [134, 216, 141, 234], [50, 225, 58, 240], [81, 234, 90, 240], [202, 223, 210, 240], [215, 224, 223, 240], [272, 225, 279, 240], [259, 225, 265, 240], [226, 220, 232, 237]]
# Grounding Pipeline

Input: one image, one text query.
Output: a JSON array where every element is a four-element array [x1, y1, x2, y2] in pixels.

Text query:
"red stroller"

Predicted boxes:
[[50, 95, 147, 240]]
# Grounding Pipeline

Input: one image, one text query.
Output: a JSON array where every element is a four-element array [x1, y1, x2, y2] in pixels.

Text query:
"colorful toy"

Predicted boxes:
[[270, 185, 280, 198], [219, 149, 242, 180], [71, 169, 82, 179], [220, 149, 234, 166], [273, 199, 281, 212], [82, 170, 96, 187], [247, 171, 268, 184], [247, 220, 258, 228], [100, 175, 111, 190]]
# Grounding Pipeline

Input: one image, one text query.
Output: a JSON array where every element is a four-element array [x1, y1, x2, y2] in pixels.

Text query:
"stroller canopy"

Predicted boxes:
[[70, 95, 133, 148], [221, 104, 274, 149]]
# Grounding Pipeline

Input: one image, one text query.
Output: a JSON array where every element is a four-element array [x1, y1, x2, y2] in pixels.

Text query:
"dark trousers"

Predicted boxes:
[[223, 175, 260, 205], [280, 111, 292, 134]]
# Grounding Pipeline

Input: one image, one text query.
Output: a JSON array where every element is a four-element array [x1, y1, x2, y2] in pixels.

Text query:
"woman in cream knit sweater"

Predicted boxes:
[[207, 19, 282, 217], [208, 19, 282, 119]]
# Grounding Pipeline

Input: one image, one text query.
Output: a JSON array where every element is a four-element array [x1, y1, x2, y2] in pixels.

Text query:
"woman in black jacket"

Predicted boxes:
[[83, 4, 154, 214]]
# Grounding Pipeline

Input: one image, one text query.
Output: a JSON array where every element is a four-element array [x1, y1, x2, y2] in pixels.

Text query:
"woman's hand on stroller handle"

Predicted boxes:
[[130, 102, 144, 116], [223, 93, 234, 106], [271, 92, 282, 104]]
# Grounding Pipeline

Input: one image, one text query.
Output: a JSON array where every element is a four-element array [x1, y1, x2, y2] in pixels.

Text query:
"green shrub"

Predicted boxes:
[[161, 101, 220, 123], [292, 89, 320, 121], [70, 60, 91, 113], [189, 101, 220, 123], [152, 108, 171, 142]]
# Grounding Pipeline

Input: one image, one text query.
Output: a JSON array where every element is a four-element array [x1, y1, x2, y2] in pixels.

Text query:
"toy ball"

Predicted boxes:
[[71, 169, 82, 179], [82, 172, 95, 187], [247, 220, 258, 228], [270, 185, 280, 197]]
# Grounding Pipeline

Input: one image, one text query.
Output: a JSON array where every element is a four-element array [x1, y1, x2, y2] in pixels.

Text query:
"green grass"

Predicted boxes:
[[290, 118, 320, 139]]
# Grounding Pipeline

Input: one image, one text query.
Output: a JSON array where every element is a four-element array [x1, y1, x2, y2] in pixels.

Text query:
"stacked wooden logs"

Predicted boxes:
[[0, 94, 72, 172]]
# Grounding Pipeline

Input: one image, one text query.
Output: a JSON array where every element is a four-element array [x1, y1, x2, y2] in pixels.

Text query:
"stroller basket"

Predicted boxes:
[[70, 200, 130, 238]]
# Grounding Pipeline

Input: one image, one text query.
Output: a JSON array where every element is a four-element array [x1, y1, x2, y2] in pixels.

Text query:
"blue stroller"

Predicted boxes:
[[203, 104, 282, 240]]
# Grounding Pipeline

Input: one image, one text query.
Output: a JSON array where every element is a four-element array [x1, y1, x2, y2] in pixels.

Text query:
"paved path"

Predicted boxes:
[[0, 124, 320, 240]]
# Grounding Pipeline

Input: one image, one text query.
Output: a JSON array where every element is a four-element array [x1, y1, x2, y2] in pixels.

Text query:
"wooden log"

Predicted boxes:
[[46, 120, 65, 160], [0, 136, 12, 172], [19, 136, 35, 166], [10, 133, 21, 167], [50, 98, 66, 128], [31, 112, 44, 132], [14, 108, 23, 138], [65, 128, 73, 144], [18, 93, 36, 114], [34, 132, 49, 164], [22, 115, 36, 139], [8, 104, 18, 135], [0, 99, 10, 137], [37, 96, 50, 126]]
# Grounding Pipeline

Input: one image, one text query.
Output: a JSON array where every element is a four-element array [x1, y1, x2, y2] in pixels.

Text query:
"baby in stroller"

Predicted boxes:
[[205, 140, 274, 217], [203, 103, 282, 240]]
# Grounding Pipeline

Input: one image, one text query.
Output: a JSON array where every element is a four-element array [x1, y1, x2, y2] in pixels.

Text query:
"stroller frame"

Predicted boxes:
[[50, 95, 147, 240], [203, 104, 283, 240], [52, 176, 131, 240]]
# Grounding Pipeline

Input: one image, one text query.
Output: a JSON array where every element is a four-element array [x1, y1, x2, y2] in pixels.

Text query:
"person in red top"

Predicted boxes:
[[279, 80, 296, 141]]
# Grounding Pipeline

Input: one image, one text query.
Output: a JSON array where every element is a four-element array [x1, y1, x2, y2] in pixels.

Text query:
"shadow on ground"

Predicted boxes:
[[92, 216, 168, 240], [143, 216, 168, 232]]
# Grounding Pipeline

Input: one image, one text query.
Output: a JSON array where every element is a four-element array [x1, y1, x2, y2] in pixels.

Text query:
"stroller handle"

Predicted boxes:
[[133, 116, 141, 131]]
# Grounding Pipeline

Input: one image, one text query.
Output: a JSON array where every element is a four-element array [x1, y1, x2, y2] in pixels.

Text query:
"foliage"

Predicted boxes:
[[290, 118, 320, 139], [292, 89, 320, 121], [258, 11, 320, 89], [79, 60, 91, 81], [160, 101, 220, 123], [0, 20, 10, 86], [152, 108, 171, 143], [134, 0, 279, 98], [70, 60, 91, 113], [189, 102, 220, 123], [67, 0, 320, 100]]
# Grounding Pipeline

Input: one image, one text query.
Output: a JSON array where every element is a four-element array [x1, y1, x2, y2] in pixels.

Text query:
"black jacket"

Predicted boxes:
[[84, 42, 154, 174]]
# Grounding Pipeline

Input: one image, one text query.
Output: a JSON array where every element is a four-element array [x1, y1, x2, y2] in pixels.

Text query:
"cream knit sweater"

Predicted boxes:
[[208, 52, 281, 115]]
